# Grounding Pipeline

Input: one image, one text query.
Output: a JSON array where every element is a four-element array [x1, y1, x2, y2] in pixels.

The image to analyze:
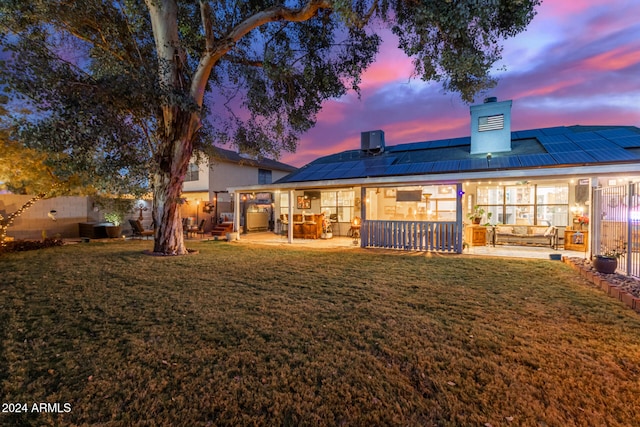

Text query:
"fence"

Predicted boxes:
[[593, 183, 640, 278], [361, 220, 462, 252]]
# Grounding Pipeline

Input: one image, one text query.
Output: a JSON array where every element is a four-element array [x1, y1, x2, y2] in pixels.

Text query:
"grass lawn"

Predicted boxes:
[[1, 240, 640, 426]]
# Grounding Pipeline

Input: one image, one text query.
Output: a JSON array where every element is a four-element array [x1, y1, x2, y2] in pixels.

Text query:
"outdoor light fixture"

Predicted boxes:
[[48, 210, 57, 221]]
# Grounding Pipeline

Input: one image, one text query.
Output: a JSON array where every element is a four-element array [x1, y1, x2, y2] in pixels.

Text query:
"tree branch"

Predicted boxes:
[[190, 0, 332, 106]]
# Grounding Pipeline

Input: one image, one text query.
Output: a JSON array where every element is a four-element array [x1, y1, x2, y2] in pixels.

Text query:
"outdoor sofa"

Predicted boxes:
[[492, 225, 556, 247]]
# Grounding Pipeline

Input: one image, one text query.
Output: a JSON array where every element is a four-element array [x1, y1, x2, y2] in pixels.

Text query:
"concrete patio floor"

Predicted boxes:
[[206, 231, 589, 260]]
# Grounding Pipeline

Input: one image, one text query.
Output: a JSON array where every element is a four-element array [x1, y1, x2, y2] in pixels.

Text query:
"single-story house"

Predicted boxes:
[[229, 98, 640, 270]]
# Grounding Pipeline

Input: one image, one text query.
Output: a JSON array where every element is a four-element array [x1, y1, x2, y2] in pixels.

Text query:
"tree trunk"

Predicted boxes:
[[151, 111, 198, 255]]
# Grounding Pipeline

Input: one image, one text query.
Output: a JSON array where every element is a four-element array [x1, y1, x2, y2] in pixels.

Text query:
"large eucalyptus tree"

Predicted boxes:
[[0, 0, 539, 255]]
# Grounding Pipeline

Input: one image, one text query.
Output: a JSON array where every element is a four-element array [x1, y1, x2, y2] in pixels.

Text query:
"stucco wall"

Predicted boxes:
[[182, 159, 210, 192], [1, 195, 95, 240], [1, 196, 154, 240]]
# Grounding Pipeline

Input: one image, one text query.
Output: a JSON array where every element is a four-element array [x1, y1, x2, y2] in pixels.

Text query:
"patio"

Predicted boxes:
[[207, 231, 588, 260]]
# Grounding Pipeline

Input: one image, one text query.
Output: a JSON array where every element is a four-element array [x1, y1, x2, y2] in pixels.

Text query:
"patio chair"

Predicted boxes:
[[195, 219, 206, 238], [129, 219, 154, 239]]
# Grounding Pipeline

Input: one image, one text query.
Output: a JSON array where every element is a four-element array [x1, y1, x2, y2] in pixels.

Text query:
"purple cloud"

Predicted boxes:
[[280, 0, 640, 167]]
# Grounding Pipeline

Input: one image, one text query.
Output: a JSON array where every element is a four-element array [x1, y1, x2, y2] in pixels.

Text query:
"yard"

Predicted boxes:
[[1, 240, 639, 426]]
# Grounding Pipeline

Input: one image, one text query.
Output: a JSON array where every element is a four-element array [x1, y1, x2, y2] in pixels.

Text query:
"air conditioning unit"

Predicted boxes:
[[361, 130, 385, 154]]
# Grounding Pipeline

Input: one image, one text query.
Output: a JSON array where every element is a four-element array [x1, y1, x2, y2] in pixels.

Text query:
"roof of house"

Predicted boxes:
[[276, 125, 640, 184], [211, 147, 297, 173]]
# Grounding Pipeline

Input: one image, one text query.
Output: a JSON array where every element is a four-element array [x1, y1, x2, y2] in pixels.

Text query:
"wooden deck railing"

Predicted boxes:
[[361, 220, 462, 252]]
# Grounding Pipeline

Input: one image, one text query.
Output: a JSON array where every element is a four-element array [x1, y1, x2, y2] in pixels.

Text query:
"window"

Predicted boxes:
[[321, 190, 354, 222], [476, 184, 569, 226], [279, 193, 289, 216], [184, 163, 199, 182], [258, 169, 272, 185]]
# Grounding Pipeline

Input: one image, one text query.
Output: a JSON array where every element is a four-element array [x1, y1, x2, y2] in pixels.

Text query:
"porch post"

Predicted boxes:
[[590, 177, 599, 259], [288, 189, 294, 243], [591, 179, 601, 259], [456, 183, 463, 253], [360, 186, 367, 248], [626, 182, 635, 274], [234, 192, 241, 240]]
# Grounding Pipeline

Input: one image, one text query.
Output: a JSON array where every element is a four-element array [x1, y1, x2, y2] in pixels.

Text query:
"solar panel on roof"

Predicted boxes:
[[458, 158, 487, 171], [609, 136, 640, 148], [430, 160, 460, 173], [550, 151, 596, 164], [408, 162, 435, 174], [517, 153, 557, 167], [362, 156, 395, 169], [541, 127, 569, 135], [513, 129, 542, 139], [541, 142, 581, 153], [587, 149, 639, 162], [570, 140, 606, 150], [538, 134, 571, 144], [596, 128, 636, 138], [566, 132, 601, 142], [491, 156, 521, 168], [448, 137, 471, 147], [385, 164, 407, 175], [315, 163, 340, 173]]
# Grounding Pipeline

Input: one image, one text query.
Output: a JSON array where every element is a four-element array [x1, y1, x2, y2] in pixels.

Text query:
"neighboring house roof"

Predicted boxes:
[[276, 125, 640, 184], [211, 147, 297, 173]]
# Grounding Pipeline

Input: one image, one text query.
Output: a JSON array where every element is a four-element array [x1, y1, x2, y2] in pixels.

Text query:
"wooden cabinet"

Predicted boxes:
[[464, 225, 487, 246], [292, 214, 323, 239], [564, 230, 588, 251]]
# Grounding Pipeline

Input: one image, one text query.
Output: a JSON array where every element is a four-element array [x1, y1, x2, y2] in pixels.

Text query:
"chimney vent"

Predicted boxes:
[[470, 99, 512, 154]]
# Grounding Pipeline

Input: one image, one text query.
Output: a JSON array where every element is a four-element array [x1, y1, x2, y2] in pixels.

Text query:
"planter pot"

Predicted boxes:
[[321, 232, 333, 239], [226, 232, 239, 241], [593, 256, 618, 274], [105, 225, 122, 238], [473, 218, 481, 224]]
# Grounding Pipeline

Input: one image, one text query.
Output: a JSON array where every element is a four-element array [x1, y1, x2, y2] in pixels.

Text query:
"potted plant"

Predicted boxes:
[[593, 245, 625, 274], [103, 212, 123, 238], [467, 205, 491, 225]]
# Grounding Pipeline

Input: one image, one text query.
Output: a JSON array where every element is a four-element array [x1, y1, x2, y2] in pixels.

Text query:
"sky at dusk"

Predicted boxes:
[[278, 0, 640, 168]]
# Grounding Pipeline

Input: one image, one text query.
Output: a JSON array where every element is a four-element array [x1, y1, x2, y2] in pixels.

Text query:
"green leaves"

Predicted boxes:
[[0, 0, 539, 194]]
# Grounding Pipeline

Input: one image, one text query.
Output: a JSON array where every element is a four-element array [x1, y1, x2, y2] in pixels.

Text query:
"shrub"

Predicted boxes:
[[1, 238, 64, 253]]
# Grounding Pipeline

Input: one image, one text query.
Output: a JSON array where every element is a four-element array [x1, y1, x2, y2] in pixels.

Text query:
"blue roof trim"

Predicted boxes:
[[274, 125, 640, 184]]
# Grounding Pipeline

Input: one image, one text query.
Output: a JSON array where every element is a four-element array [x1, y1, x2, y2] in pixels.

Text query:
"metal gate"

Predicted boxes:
[[592, 183, 640, 278]]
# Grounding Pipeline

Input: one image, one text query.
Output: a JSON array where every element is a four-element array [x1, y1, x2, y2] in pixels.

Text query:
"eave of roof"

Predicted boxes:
[[211, 147, 297, 173], [275, 125, 640, 185]]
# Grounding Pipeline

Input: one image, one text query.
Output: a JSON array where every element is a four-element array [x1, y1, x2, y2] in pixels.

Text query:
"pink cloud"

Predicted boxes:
[[277, 0, 640, 169], [581, 46, 640, 71], [513, 78, 585, 99]]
